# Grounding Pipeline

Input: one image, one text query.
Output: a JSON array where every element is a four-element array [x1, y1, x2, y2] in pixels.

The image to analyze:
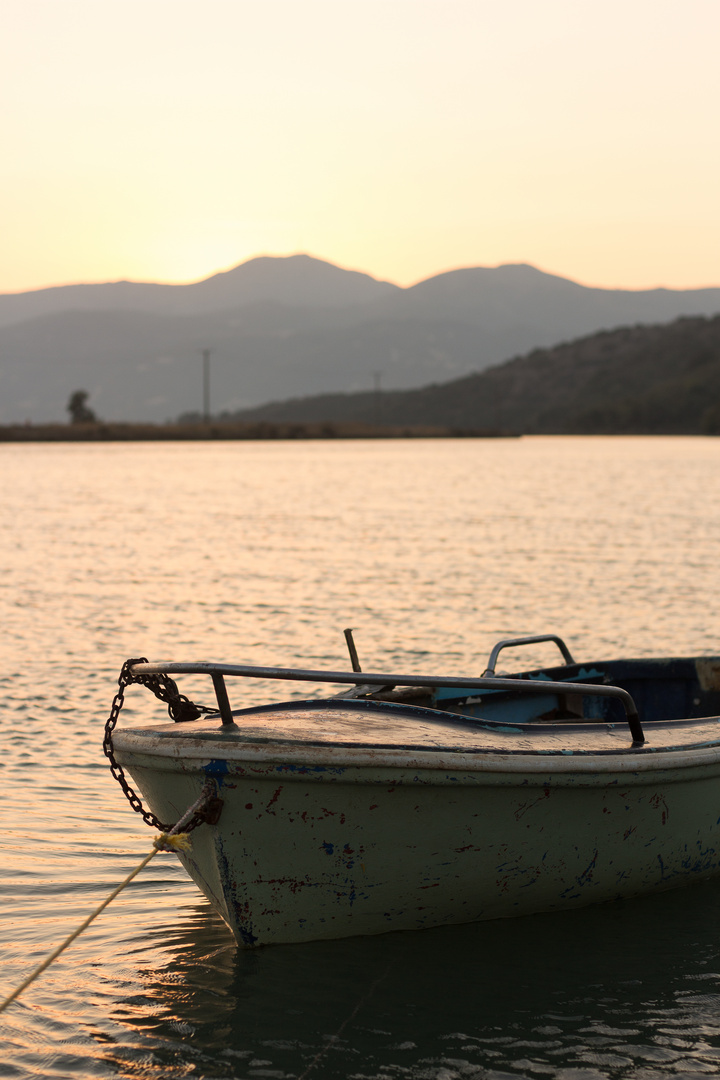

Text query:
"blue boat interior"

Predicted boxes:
[[417, 658, 720, 726]]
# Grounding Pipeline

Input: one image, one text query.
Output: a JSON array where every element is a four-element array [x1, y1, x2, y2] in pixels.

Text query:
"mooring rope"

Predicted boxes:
[[0, 784, 214, 1016], [297, 963, 392, 1079]]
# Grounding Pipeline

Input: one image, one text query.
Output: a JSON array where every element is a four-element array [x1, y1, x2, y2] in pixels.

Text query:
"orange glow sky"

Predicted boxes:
[[2, 0, 719, 294]]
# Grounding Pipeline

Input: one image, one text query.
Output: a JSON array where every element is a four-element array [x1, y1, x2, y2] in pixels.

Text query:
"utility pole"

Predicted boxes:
[[373, 370, 382, 426], [201, 349, 212, 422]]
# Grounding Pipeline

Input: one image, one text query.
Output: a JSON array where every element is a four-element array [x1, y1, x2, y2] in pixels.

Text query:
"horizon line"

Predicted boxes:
[[2, 252, 720, 298]]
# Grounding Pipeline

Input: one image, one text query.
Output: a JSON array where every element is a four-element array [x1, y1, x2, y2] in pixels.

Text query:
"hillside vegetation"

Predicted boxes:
[[226, 316, 720, 435]]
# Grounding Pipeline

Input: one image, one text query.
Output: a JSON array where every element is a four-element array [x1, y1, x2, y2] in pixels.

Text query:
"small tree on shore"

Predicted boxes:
[[67, 390, 97, 424]]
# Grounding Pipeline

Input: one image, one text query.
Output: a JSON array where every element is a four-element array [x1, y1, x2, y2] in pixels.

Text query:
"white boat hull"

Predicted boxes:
[[115, 729, 720, 946]]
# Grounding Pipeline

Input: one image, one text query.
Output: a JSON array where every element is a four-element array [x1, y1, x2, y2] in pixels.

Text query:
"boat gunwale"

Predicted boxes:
[[111, 722, 720, 775]]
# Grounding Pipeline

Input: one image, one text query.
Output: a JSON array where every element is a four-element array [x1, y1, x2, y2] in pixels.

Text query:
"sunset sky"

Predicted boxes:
[[2, 0, 719, 295]]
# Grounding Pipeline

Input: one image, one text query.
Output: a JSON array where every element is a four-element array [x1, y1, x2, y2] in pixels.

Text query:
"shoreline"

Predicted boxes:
[[0, 421, 515, 442]]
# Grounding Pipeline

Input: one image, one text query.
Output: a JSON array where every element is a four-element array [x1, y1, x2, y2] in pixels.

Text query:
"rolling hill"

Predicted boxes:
[[221, 316, 720, 435]]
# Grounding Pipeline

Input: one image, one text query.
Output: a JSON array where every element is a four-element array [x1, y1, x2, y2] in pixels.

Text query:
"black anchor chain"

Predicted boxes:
[[102, 658, 221, 833]]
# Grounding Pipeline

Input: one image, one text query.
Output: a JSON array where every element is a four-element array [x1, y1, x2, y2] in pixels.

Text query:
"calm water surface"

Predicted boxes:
[[1, 436, 720, 1079]]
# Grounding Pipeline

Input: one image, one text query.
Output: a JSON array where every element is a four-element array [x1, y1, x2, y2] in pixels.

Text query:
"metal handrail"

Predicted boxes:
[[483, 634, 575, 676], [129, 660, 645, 746]]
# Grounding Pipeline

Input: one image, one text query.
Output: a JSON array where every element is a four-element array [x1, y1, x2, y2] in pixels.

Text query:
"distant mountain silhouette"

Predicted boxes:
[[0, 254, 398, 328], [223, 315, 720, 436], [2, 254, 720, 424]]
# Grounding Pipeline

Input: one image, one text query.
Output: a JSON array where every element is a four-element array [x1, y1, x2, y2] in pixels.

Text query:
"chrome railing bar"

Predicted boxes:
[[130, 661, 644, 744]]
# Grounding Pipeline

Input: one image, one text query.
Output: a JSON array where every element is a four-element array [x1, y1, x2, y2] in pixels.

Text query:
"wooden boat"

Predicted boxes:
[[106, 633, 720, 947]]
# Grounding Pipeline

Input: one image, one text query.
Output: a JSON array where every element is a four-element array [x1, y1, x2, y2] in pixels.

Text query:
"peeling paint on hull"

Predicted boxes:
[[114, 723, 720, 947]]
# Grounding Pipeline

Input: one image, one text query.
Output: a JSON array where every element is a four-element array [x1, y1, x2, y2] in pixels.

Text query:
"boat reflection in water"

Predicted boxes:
[[107, 881, 720, 1079]]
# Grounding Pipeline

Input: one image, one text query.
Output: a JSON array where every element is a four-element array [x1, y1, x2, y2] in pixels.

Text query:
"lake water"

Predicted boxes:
[[2, 435, 720, 1079]]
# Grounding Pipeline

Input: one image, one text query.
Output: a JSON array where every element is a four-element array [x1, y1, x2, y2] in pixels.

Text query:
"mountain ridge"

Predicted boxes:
[[3, 254, 720, 329], [2, 254, 720, 424], [0, 254, 399, 328]]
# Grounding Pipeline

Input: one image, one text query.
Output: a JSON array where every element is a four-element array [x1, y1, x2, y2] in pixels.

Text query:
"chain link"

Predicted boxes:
[[103, 658, 219, 833]]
